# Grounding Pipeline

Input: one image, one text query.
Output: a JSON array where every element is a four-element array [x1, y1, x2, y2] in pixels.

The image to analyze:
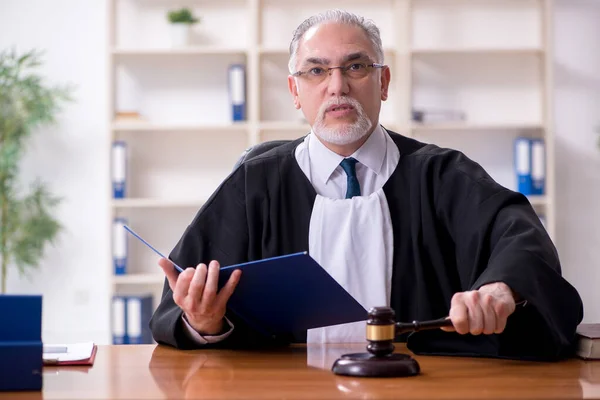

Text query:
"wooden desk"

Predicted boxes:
[[2, 344, 599, 399]]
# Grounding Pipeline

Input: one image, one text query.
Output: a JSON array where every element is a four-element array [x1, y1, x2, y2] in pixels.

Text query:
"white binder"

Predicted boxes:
[[111, 141, 127, 198], [112, 217, 128, 275], [531, 139, 545, 195], [112, 296, 126, 344]]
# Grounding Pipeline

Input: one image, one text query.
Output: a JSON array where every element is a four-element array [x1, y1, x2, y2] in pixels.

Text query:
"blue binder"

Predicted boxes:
[[228, 64, 246, 121], [113, 217, 128, 275], [514, 137, 533, 195], [112, 141, 127, 198], [124, 227, 368, 337], [125, 295, 153, 344], [112, 296, 126, 344], [112, 295, 153, 344], [0, 295, 43, 391], [530, 138, 545, 195], [216, 252, 368, 337]]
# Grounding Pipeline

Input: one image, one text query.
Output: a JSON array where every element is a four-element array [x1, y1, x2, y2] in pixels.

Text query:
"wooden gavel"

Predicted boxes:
[[331, 306, 454, 377], [366, 306, 453, 357]]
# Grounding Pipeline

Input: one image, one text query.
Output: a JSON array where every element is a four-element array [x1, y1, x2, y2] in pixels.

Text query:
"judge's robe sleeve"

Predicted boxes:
[[407, 150, 584, 360], [148, 167, 283, 350]]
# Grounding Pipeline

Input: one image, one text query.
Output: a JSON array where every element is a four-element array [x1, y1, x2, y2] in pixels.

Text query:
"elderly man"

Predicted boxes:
[[149, 10, 583, 360]]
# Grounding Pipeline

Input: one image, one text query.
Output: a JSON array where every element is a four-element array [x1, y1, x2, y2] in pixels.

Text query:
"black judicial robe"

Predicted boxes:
[[149, 129, 584, 361]]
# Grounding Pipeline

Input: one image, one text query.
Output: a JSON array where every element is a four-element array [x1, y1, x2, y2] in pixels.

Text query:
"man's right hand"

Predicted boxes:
[[159, 258, 242, 335]]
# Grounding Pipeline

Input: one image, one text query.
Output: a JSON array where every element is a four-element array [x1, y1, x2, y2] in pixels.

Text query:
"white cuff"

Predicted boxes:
[[181, 315, 234, 344]]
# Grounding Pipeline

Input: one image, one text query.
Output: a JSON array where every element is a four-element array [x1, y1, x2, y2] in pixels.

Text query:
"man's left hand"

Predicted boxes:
[[441, 282, 517, 335]]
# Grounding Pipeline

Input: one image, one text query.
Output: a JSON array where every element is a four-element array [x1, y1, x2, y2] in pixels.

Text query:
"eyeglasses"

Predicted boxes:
[[292, 62, 386, 84]]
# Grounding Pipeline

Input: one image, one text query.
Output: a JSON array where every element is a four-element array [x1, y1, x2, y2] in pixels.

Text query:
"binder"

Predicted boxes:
[[0, 295, 43, 391], [514, 137, 533, 195], [112, 296, 126, 344], [112, 141, 127, 198], [216, 252, 368, 337], [0, 295, 42, 342], [113, 217, 128, 275], [126, 295, 153, 344], [112, 295, 153, 344], [127, 228, 368, 337], [228, 64, 246, 121], [0, 342, 43, 391], [530, 139, 545, 195]]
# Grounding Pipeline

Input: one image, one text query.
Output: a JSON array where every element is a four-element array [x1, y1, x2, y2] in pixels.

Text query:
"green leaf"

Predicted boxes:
[[167, 8, 199, 24], [0, 48, 72, 291], [9, 182, 62, 278]]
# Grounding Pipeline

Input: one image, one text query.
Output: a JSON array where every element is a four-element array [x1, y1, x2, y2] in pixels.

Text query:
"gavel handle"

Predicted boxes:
[[395, 317, 453, 335]]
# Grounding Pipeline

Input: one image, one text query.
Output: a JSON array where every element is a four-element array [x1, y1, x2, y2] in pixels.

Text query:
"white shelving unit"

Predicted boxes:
[[112, 47, 248, 56], [112, 121, 249, 132], [107, 0, 556, 331], [112, 198, 206, 208]]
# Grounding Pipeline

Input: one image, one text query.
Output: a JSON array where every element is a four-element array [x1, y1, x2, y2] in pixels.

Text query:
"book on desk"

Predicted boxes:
[[43, 342, 98, 366], [576, 323, 600, 360]]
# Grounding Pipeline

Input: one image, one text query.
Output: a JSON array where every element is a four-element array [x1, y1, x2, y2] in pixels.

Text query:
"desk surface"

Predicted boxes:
[[2, 344, 599, 399]]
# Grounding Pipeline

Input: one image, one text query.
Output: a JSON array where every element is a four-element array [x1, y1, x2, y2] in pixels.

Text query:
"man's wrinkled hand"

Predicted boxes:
[[441, 282, 516, 335], [159, 258, 241, 336]]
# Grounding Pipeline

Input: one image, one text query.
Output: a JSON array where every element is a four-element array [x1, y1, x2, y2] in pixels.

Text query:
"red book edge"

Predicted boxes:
[[44, 344, 98, 366]]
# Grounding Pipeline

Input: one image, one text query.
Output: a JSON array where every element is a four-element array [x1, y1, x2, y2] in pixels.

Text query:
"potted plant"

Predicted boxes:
[[0, 49, 72, 293], [167, 7, 200, 47]]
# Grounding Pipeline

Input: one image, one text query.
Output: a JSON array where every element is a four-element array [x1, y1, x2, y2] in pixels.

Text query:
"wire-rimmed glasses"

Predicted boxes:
[[292, 62, 386, 84]]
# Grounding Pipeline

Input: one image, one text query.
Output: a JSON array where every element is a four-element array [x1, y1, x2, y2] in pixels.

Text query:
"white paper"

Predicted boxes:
[[43, 342, 95, 362]]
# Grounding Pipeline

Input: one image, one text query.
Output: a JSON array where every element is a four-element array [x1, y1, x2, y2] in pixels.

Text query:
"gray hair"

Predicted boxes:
[[288, 10, 384, 74]]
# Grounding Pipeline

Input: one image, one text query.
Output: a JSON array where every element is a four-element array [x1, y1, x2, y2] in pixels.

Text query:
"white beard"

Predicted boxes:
[[312, 98, 373, 146]]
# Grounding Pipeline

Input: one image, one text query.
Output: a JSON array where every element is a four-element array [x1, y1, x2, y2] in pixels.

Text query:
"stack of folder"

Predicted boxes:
[[514, 137, 545, 195], [112, 294, 154, 344]]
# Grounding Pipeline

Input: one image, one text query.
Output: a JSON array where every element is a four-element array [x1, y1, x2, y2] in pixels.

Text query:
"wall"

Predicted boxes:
[[0, 0, 597, 344], [554, 0, 600, 323], [0, 0, 110, 343]]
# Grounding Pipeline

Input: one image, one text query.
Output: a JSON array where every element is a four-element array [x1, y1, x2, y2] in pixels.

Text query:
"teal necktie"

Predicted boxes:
[[340, 158, 361, 199]]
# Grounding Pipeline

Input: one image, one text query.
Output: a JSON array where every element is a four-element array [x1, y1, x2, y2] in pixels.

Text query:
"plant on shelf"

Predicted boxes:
[[167, 7, 200, 48], [0, 49, 73, 293], [168, 8, 199, 24]]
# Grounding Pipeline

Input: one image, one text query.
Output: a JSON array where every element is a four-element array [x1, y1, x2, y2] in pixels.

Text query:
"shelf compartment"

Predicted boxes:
[[113, 274, 165, 285], [112, 198, 206, 208]]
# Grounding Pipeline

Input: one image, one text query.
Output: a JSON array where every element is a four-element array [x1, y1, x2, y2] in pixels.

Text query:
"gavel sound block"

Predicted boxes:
[[331, 306, 453, 377]]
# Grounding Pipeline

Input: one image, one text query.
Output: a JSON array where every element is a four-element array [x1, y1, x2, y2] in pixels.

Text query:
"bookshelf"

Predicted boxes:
[[107, 0, 555, 342], [112, 47, 248, 56], [112, 198, 206, 208]]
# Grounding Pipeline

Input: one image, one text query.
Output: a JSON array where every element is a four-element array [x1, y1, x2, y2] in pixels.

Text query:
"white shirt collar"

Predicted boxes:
[[308, 124, 388, 185]]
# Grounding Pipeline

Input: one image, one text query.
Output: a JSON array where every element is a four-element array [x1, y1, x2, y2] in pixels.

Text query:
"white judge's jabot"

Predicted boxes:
[[295, 125, 400, 343]]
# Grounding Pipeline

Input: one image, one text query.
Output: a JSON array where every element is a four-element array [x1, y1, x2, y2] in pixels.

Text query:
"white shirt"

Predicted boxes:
[[295, 124, 395, 199], [183, 124, 399, 344]]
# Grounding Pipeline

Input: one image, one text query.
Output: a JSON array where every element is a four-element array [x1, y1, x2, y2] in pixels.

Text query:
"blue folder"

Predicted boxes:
[[121, 226, 368, 338], [217, 252, 368, 337], [0, 295, 43, 391]]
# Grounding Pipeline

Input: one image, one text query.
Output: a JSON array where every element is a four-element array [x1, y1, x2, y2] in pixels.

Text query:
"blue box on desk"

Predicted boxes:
[[0, 295, 43, 391]]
